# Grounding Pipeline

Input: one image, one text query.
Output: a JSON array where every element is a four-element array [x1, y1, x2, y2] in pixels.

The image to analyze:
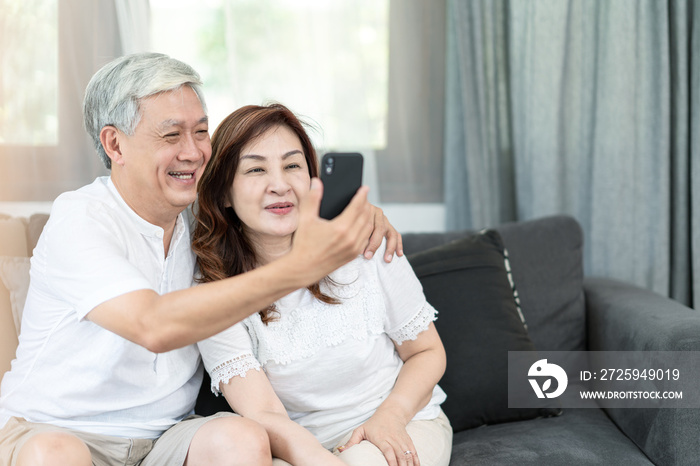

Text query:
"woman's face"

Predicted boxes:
[[231, 124, 311, 243]]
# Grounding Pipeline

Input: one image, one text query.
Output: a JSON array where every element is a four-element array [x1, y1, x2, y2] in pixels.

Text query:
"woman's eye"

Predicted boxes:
[[246, 167, 264, 174], [287, 163, 301, 169]]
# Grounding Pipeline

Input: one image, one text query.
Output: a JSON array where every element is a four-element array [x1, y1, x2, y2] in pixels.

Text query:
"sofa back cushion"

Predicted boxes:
[[0, 214, 50, 382], [496, 215, 585, 352], [0, 257, 30, 336], [0, 277, 19, 379], [27, 214, 50, 255], [0, 216, 29, 257], [0, 216, 30, 381]]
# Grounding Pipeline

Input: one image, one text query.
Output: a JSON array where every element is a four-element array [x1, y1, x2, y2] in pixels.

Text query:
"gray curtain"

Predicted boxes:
[[445, 0, 699, 308], [377, 0, 447, 203], [445, 0, 515, 229]]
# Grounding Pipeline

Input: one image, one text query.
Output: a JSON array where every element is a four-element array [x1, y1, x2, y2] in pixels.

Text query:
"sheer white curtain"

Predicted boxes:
[[150, 0, 389, 204], [115, 0, 150, 54], [148, 1, 450, 232], [0, 0, 149, 202]]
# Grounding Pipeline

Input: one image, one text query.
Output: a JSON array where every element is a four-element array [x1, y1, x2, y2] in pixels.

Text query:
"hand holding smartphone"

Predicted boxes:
[[319, 152, 364, 220]]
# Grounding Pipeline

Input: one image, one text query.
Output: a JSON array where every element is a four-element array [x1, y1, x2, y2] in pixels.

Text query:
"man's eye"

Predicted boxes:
[[164, 133, 179, 139]]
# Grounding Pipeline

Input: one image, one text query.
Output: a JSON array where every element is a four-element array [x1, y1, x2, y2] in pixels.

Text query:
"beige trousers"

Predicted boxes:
[[0, 412, 238, 466], [273, 410, 452, 466]]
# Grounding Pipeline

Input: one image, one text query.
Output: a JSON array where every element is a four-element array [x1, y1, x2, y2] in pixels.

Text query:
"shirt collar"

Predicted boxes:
[[105, 177, 187, 241]]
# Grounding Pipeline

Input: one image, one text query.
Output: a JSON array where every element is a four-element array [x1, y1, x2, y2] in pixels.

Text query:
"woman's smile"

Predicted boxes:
[[265, 202, 295, 215]]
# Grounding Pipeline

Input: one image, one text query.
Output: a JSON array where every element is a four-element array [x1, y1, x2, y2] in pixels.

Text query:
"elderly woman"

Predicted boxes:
[[193, 103, 452, 466]]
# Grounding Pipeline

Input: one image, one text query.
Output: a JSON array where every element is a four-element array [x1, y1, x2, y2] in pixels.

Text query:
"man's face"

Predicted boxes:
[[112, 86, 211, 226]]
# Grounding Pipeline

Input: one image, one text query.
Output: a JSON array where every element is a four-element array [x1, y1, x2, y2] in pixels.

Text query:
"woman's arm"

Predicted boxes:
[[382, 322, 446, 420], [338, 323, 446, 466], [221, 369, 345, 466]]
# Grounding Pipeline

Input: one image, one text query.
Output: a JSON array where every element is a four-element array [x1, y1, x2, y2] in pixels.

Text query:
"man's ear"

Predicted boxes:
[[100, 126, 125, 166]]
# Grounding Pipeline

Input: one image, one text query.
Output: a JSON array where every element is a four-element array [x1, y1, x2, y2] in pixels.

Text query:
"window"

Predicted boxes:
[[150, 0, 388, 151], [1, 0, 444, 225], [0, 0, 58, 145]]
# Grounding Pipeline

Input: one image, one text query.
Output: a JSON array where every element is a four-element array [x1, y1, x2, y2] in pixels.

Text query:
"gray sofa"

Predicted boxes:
[[5, 213, 696, 464], [196, 214, 700, 464], [398, 215, 700, 466]]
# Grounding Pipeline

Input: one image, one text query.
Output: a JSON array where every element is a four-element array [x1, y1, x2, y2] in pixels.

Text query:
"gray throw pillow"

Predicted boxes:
[[407, 230, 561, 433]]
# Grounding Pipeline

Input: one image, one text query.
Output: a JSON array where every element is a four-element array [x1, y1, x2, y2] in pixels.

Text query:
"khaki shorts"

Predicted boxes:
[[272, 409, 453, 466], [0, 412, 238, 466]]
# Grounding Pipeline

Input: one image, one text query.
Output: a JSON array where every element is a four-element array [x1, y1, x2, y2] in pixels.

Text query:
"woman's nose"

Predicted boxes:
[[267, 171, 291, 194]]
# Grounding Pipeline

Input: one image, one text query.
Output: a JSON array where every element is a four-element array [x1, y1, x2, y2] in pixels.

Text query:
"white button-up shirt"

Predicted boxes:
[[0, 177, 201, 439]]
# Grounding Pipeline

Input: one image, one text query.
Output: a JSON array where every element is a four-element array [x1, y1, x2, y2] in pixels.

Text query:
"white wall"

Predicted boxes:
[[364, 151, 446, 233], [0, 201, 446, 233], [378, 203, 445, 233], [0, 202, 53, 217]]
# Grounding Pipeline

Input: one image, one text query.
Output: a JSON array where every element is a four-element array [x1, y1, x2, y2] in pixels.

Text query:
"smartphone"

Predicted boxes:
[[319, 152, 364, 220]]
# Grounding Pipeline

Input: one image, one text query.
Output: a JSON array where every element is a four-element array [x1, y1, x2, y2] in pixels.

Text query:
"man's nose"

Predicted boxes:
[[178, 134, 204, 161]]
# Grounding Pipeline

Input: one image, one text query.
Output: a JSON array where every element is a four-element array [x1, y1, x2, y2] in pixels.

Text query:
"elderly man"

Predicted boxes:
[[0, 53, 402, 466]]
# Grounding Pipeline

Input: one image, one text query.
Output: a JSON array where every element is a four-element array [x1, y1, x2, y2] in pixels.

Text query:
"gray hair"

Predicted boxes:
[[83, 53, 207, 169]]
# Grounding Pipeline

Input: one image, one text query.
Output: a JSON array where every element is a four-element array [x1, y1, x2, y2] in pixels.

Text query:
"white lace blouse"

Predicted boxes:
[[197, 241, 447, 449]]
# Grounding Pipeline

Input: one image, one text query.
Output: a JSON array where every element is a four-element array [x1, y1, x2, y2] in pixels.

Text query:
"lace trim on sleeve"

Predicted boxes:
[[389, 301, 438, 344], [209, 353, 262, 395]]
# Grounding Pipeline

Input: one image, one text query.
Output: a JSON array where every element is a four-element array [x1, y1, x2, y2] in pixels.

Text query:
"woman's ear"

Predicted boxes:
[[100, 126, 125, 167]]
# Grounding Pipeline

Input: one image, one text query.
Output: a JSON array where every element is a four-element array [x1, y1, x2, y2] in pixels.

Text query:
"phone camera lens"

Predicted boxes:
[[324, 156, 335, 175]]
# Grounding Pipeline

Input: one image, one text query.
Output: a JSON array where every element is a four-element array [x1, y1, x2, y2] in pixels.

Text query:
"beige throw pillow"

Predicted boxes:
[[0, 257, 31, 336]]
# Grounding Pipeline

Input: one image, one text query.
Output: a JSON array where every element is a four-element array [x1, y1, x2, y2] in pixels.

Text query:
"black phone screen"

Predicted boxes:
[[319, 152, 364, 220]]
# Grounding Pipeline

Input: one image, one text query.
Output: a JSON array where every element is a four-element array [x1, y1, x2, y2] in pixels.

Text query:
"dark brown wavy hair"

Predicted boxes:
[[192, 103, 339, 324]]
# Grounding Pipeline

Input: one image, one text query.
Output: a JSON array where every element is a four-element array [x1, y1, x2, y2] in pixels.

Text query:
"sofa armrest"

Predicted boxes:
[[584, 277, 700, 466], [585, 277, 700, 351]]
